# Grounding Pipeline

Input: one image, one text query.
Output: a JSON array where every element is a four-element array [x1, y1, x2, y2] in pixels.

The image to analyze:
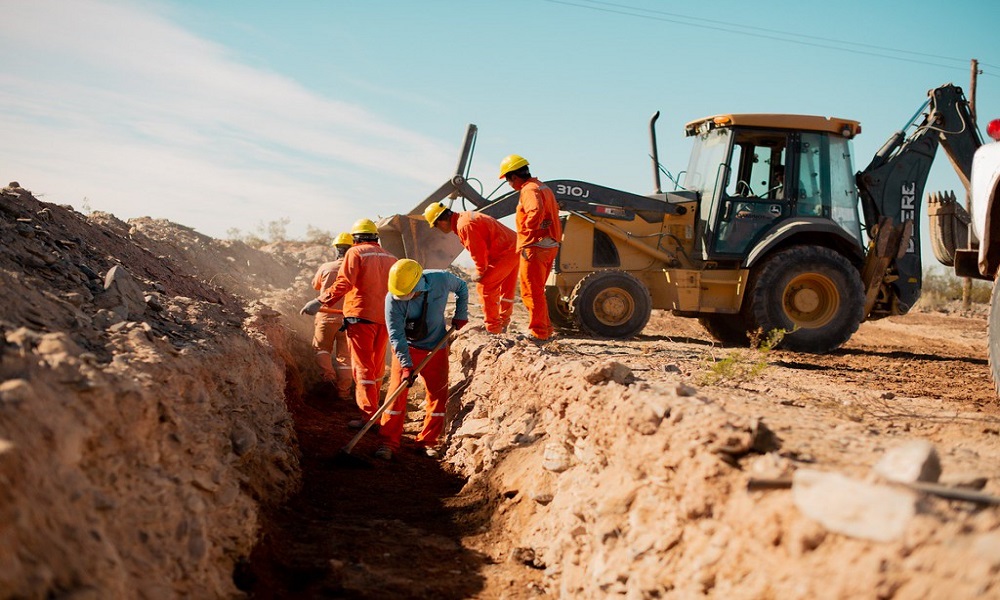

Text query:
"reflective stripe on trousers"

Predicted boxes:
[[314, 314, 353, 396], [347, 322, 389, 418], [378, 344, 450, 450], [477, 250, 519, 334], [519, 245, 558, 340]]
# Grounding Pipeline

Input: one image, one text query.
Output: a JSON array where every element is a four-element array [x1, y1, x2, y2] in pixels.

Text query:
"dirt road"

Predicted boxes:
[[248, 307, 1000, 599]]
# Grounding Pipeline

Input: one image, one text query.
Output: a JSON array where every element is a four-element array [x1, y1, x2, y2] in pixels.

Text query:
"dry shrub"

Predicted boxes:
[[916, 270, 991, 312]]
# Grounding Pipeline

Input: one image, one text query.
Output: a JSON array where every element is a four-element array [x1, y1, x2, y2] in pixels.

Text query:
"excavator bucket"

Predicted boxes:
[[376, 213, 465, 270], [927, 190, 974, 267], [372, 124, 485, 270]]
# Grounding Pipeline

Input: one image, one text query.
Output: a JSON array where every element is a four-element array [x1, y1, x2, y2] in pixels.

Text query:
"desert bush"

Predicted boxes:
[[304, 225, 333, 246], [226, 218, 292, 249], [700, 328, 785, 386], [916, 269, 991, 311]]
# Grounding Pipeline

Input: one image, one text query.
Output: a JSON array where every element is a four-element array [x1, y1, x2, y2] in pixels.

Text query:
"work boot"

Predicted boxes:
[[412, 444, 439, 458], [374, 446, 393, 461]]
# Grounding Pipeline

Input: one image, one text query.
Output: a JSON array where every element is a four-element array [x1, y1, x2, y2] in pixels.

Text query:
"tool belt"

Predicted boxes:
[[342, 316, 374, 331]]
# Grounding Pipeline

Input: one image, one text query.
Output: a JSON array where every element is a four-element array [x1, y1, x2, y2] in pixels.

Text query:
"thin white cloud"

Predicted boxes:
[[0, 0, 453, 237]]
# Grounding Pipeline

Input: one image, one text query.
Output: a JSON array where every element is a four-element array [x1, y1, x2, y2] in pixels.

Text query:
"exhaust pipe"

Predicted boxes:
[[649, 111, 662, 194]]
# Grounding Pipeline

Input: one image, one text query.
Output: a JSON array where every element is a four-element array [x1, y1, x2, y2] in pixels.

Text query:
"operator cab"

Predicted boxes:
[[683, 114, 863, 260]]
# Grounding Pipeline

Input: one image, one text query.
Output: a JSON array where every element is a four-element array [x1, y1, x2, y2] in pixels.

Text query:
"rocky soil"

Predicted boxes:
[[0, 184, 302, 598], [3, 181, 1000, 599]]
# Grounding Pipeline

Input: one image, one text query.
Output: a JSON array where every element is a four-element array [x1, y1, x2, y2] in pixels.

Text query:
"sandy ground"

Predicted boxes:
[[247, 304, 1000, 599]]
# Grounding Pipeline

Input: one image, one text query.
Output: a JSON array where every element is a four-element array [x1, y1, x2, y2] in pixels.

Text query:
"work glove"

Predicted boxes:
[[400, 367, 415, 387], [452, 318, 468, 331], [299, 299, 322, 316]]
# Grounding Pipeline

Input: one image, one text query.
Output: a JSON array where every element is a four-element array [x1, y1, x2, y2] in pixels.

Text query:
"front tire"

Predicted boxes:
[[745, 246, 863, 353], [571, 270, 652, 338]]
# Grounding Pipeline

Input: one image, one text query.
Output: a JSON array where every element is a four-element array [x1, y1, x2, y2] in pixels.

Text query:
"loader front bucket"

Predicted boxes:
[[376, 214, 465, 269]]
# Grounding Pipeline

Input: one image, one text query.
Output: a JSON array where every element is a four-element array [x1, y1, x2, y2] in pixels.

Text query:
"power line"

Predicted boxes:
[[543, 0, 999, 77], [574, 0, 996, 68]]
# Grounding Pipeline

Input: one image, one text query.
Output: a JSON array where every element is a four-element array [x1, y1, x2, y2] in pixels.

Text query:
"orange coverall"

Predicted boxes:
[[381, 343, 450, 451], [451, 211, 518, 333], [515, 178, 562, 340], [319, 241, 397, 418], [380, 270, 468, 452], [311, 257, 353, 399]]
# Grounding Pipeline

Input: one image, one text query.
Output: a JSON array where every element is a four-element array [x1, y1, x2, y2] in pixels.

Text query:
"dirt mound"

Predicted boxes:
[[0, 183, 300, 597], [438, 325, 1000, 598], [125, 217, 303, 303]]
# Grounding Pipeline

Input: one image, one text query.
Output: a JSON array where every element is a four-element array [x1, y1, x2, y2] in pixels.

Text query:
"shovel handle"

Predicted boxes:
[[342, 327, 456, 454]]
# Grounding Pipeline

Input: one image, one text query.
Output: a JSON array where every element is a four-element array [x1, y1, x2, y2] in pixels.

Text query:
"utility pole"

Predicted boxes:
[[963, 58, 980, 310]]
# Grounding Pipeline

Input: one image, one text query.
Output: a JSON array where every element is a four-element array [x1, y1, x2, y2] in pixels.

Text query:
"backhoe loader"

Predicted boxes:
[[378, 83, 982, 353]]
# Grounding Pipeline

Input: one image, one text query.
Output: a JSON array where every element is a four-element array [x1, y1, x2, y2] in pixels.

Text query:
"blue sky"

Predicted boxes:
[[2, 0, 998, 265]]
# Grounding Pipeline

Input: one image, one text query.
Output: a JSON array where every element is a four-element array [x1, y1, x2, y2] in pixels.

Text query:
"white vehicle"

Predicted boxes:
[[970, 119, 1000, 391]]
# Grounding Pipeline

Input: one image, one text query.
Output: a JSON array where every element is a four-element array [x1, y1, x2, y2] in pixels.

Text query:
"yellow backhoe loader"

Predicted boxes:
[[379, 83, 982, 353]]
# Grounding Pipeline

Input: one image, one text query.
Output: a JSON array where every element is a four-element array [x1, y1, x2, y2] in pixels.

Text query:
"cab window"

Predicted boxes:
[[797, 133, 862, 242], [714, 131, 789, 255]]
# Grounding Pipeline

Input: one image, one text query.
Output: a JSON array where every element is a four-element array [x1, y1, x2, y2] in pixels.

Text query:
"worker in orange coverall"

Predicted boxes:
[[375, 258, 468, 461], [302, 232, 354, 400], [301, 218, 396, 428], [498, 154, 563, 341], [423, 202, 517, 334]]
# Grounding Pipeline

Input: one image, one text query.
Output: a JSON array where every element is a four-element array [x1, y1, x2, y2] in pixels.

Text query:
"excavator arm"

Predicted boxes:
[[377, 125, 499, 268], [855, 83, 982, 318], [380, 123, 695, 268]]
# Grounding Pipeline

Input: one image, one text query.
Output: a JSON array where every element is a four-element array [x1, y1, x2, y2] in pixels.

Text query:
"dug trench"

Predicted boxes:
[[247, 310, 1000, 598], [5, 184, 1000, 598]]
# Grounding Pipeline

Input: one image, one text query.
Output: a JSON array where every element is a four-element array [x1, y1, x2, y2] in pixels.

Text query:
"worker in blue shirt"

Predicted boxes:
[[376, 259, 469, 460]]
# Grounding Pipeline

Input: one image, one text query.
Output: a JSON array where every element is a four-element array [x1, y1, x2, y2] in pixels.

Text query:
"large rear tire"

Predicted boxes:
[[745, 246, 863, 353], [571, 270, 652, 338], [988, 277, 1000, 396], [699, 313, 751, 347]]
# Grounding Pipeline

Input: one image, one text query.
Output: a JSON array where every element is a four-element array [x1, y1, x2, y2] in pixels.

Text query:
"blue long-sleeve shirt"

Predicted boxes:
[[385, 270, 469, 368]]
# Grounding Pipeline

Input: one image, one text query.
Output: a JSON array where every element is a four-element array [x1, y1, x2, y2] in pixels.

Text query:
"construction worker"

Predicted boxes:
[[376, 258, 468, 460], [301, 218, 397, 428], [499, 154, 563, 341], [302, 232, 354, 400], [424, 202, 518, 334]]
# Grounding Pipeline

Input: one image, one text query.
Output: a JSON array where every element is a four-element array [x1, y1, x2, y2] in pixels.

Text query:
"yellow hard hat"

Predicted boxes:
[[498, 154, 529, 179], [387, 258, 423, 297], [423, 202, 448, 228], [351, 218, 378, 235], [333, 232, 353, 247]]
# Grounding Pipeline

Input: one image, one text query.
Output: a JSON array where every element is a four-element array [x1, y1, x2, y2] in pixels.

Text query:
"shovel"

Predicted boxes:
[[336, 326, 456, 464]]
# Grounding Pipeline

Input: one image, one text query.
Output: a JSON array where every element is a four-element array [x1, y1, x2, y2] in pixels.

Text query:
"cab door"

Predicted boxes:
[[711, 129, 791, 256]]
